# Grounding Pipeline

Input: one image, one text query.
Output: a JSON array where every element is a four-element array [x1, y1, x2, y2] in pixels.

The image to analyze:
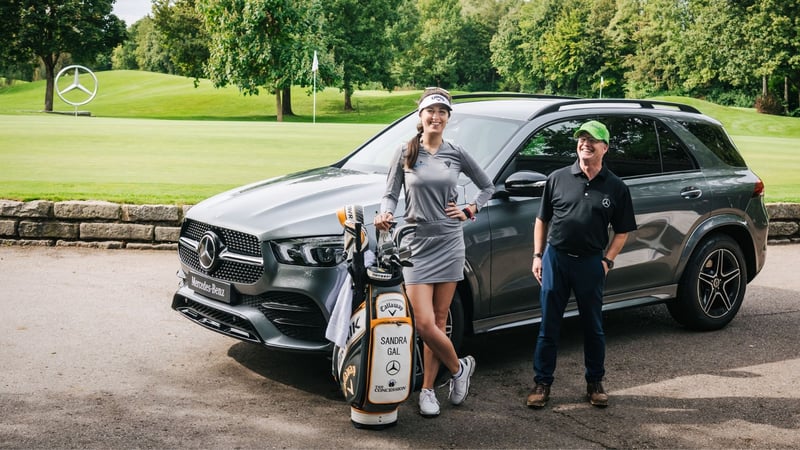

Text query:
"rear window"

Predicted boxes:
[[678, 121, 747, 167]]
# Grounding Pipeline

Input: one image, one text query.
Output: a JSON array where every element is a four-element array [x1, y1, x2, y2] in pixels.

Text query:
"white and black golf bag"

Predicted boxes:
[[330, 205, 419, 429]]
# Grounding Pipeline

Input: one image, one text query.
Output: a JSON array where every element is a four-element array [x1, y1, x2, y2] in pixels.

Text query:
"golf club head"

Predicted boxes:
[[338, 204, 367, 257]]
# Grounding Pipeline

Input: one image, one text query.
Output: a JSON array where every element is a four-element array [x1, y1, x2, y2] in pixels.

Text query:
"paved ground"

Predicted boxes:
[[0, 244, 798, 448]]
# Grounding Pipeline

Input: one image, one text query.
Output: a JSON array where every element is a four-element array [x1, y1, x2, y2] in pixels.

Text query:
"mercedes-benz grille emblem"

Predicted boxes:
[[197, 231, 221, 272]]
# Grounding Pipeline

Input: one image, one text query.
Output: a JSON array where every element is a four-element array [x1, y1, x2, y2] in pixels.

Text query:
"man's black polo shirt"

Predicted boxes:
[[538, 160, 637, 255]]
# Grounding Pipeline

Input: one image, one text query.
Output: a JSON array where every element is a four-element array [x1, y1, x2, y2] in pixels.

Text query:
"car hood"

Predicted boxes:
[[185, 166, 387, 240]]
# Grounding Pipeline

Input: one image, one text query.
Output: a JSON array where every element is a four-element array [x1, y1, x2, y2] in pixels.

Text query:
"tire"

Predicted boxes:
[[667, 234, 747, 331]]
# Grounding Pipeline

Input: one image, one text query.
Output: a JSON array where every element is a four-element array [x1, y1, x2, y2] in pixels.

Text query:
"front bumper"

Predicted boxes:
[[172, 281, 334, 353]]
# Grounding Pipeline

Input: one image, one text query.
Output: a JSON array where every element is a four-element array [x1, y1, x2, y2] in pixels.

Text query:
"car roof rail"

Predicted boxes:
[[452, 92, 579, 102], [531, 98, 702, 119]]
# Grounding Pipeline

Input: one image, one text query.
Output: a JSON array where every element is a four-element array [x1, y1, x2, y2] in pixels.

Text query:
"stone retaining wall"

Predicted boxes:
[[0, 199, 798, 250], [0, 200, 190, 250]]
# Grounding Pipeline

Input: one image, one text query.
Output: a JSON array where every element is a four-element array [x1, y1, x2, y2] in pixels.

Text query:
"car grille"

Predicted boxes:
[[175, 298, 261, 344], [242, 291, 328, 344], [179, 219, 263, 284]]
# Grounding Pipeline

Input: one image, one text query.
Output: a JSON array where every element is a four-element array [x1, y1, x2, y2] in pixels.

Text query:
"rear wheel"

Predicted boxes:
[[667, 234, 746, 331]]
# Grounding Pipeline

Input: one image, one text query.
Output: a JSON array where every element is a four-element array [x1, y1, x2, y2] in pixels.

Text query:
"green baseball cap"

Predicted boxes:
[[573, 120, 609, 144]]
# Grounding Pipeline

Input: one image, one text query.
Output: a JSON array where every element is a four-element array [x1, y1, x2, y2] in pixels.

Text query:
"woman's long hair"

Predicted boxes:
[[405, 87, 452, 170]]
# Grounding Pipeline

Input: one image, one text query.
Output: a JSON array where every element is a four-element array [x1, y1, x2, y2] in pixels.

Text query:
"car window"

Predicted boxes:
[[511, 115, 696, 180], [676, 120, 747, 167], [656, 121, 697, 173], [515, 119, 581, 175], [603, 116, 661, 178], [342, 112, 522, 174]]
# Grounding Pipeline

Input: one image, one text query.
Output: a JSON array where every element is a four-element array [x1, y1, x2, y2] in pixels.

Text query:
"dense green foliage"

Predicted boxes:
[[325, 0, 400, 110], [4, 0, 800, 114]]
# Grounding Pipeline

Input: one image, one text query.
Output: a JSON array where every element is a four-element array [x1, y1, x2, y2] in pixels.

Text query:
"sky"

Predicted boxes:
[[112, 0, 152, 26]]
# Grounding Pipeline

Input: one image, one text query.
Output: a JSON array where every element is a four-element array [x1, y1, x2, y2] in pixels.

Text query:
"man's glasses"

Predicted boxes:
[[578, 136, 603, 145]]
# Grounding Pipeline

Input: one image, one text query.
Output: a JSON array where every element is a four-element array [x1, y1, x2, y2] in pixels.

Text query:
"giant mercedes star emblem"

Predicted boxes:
[[55, 65, 98, 107]]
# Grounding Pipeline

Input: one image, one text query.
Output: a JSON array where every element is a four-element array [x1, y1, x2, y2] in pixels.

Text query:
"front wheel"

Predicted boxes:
[[667, 234, 747, 331]]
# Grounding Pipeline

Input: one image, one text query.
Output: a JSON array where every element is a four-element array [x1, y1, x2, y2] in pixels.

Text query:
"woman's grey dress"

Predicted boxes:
[[380, 141, 494, 285]]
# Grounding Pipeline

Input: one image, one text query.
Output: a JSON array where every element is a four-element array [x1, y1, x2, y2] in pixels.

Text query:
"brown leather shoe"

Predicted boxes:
[[587, 381, 608, 407], [526, 383, 550, 408]]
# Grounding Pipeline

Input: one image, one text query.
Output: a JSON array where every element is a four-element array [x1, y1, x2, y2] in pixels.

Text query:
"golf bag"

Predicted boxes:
[[330, 204, 419, 429]]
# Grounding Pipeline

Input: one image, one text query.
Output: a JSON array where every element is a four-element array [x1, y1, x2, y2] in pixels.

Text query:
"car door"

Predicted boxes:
[[484, 119, 582, 322], [600, 115, 711, 296]]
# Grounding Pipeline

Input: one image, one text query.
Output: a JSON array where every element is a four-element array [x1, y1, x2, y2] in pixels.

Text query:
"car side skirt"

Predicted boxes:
[[471, 284, 678, 335]]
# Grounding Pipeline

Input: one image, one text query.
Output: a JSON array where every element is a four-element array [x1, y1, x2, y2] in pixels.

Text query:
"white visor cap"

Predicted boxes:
[[418, 93, 452, 113]]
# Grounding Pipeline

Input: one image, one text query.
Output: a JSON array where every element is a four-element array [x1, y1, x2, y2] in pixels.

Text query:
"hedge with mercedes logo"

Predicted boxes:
[[171, 94, 768, 353]]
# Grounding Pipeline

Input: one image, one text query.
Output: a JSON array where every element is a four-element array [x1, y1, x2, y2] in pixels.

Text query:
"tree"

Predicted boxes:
[[491, 0, 563, 93], [453, 0, 512, 91], [743, 0, 800, 110], [132, 17, 173, 73], [112, 20, 143, 70], [198, 0, 317, 121], [324, 0, 400, 110], [0, 1, 36, 83], [387, 0, 421, 87], [489, 1, 530, 91], [404, 0, 464, 88], [537, 0, 617, 97], [153, 0, 209, 84], [608, 0, 691, 97], [13, 0, 125, 111], [0, 1, 23, 66]]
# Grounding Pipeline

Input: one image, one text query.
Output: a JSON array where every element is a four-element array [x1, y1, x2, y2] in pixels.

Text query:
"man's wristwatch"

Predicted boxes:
[[533, 252, 543, 259], [602, 257, 614, 269]]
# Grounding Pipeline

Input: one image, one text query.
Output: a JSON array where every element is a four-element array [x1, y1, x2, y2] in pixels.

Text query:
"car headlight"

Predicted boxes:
[[271, 236, 344, 267]]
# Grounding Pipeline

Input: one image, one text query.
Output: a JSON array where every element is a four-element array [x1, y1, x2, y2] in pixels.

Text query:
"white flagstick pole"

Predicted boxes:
[[312, 51, 319, 124], [600, 76, 604, 99]]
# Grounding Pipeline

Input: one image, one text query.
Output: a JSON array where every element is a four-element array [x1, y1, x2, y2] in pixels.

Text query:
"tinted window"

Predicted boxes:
[[657, 121, 696, 173], [603, 116, 661, 178], [516, 119, 581, 175], [677, 120, 747, 167], [512, 115, 698, 180]]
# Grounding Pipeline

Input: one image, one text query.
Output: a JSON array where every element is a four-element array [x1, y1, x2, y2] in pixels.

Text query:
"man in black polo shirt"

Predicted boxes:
[[526, 120, 637, 409]]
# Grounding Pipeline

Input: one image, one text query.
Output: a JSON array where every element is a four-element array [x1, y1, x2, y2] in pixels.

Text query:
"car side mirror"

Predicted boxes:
[[503, 170, 547, 198]]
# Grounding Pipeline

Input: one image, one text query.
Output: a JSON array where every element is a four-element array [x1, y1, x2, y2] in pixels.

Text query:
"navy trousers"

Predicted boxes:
[[533, 246, 606, 385]]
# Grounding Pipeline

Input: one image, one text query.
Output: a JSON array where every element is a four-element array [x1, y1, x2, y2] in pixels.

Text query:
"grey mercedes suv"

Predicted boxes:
[[172, 95, 768, 353]]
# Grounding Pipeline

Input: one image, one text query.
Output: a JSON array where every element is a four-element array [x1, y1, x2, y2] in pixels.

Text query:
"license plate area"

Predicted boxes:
[[188, 271, 232, 303]]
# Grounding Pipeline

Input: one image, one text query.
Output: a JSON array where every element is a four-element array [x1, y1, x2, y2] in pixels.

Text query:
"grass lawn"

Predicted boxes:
[[0, 71, 798, 204], [0, 115, 382, 204]]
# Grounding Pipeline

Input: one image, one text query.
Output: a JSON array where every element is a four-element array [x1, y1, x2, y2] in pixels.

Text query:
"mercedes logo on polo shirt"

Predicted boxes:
[[198, 231, 221, 271]]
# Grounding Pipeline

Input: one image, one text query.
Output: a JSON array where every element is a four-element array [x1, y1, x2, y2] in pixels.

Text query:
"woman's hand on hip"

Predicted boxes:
[[445, 202, 467, 221]]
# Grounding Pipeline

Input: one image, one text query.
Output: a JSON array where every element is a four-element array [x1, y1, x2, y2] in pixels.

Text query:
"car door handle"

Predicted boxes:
[[680, 187, 703, 199]]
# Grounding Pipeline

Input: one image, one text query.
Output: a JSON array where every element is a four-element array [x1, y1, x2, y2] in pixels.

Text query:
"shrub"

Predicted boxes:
[[755, 93, 785, 115], [701, 88, 756, 108]]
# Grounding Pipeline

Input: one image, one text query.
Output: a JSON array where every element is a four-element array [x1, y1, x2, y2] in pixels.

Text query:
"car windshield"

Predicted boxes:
[[342, 110, 524, 174]]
